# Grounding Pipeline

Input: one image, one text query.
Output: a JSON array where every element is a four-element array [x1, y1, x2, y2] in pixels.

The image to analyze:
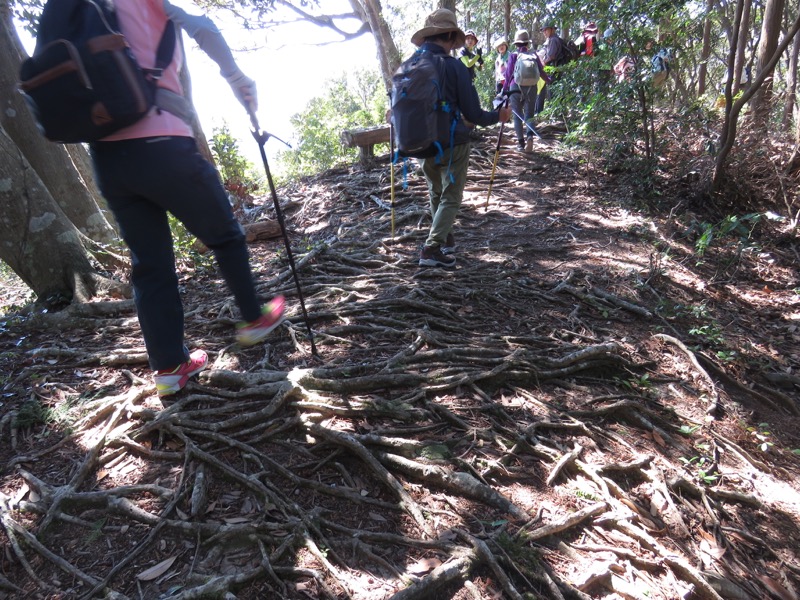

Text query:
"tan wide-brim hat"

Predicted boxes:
[[411, 8, 467, 48]]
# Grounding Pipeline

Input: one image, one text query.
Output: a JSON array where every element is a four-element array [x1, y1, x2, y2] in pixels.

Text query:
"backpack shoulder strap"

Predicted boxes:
[[103, 1, 176, 74], [151, 20, 177, 76]]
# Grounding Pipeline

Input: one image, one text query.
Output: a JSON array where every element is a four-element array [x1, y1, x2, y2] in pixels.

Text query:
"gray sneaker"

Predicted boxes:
[[441, 233, 456, 255], [419, 244, 456, 268]]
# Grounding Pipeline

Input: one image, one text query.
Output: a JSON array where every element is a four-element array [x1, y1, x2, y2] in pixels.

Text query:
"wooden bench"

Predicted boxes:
[[341, 125, 391, 165]]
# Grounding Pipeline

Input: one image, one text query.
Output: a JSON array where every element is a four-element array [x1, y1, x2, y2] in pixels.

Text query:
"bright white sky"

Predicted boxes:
[[183, 2, 382, 165]]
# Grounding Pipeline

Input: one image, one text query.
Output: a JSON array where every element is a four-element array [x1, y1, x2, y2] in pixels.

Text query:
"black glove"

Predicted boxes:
[[476, 47, 483, 57]]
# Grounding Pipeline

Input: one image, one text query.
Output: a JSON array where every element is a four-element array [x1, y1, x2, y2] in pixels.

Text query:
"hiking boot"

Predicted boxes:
[[419, 244, 456, 268], [525, 137, 534, 152], [442, 233, 456, 255], [155, 349, 208, 397], [236, 295, 286, 346], [516, 142, 526, 152]]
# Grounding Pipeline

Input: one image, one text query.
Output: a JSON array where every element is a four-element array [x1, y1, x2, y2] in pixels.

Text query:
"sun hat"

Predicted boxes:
[[583, 22, 599, 34], [513, 30, 531, 45], [411, 9, 467, 48], [495, 37, 508, 50], [603, 28, 614, 39], [540, 23, 557, 31], [465, 30, 478, 41]]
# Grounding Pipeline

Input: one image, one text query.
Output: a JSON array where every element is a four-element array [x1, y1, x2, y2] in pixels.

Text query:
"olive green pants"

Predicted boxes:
[[421, 142, 471, 248]]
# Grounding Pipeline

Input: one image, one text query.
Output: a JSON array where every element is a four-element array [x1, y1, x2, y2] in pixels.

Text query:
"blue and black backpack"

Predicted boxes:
[[390, 48, 460, 161]]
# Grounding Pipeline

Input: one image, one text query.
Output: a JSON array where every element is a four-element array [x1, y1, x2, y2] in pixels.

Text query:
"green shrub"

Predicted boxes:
[[277, 69, 388, 178], [210, 124, 262, 207]]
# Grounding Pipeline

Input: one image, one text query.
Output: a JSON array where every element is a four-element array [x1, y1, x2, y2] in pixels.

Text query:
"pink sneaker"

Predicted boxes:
[[236, 295, 285, 346], [154, 349, 208, 397]]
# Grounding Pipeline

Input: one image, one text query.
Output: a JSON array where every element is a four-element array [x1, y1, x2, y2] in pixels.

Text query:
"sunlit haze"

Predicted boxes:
[[14, 1, 384, 167]]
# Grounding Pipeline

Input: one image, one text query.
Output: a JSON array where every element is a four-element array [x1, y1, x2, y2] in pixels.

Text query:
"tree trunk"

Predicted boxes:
[[714, 5, 800, 190], [698, 0, 714, 96], [485, 0, 493, 53], [0, 4, 119, 248], [782, 27, 800, 129], [353, 0, 402, 92], [751, 0, 786, 125], [733, 0, 753, 95], [0, 126, 127, 304], [64, 144, 117, 231]]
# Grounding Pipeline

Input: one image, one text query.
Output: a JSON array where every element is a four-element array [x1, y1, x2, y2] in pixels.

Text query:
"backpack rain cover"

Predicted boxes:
[[513, 52, 540, 86]]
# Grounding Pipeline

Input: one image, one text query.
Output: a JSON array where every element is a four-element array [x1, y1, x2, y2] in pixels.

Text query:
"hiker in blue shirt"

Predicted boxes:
[[409, 9, 511, 268], [536, 23, 563, 114]]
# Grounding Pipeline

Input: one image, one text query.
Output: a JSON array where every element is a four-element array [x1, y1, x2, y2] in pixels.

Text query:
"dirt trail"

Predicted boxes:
[[1, 126, 799, 599]]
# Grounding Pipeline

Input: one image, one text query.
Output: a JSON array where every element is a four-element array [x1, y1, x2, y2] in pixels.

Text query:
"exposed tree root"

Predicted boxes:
[[2, 138, 798, 599]]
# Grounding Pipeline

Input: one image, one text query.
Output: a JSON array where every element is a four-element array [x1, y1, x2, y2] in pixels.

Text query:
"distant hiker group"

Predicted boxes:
[[390, 9, 662, 271]]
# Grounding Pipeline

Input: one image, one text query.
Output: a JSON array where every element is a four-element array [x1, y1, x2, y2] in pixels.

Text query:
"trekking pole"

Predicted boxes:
[[485, 92, 513, 211], [389, 121, 396, 240], [509, 107, 542, 139], [248, 111, 319, 358]]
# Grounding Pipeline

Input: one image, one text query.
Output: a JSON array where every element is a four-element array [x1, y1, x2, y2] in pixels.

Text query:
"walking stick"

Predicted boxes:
[[389, 121, 396, 240], [485, 93, 512, 211], [248, 112, 319, 358], [509, 107, 542, 138]]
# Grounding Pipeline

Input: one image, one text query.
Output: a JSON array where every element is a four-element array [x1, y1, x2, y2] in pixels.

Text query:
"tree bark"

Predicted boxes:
[[352, 0, 401, 92], [0, 126, 126, 303], [782, 27, 800, 129], [0, 4, 119, 248], [751, 0, 786, 125], [733, 0, 752, 95], [698, 0, 714, 96], [714, 5, 800, 190]]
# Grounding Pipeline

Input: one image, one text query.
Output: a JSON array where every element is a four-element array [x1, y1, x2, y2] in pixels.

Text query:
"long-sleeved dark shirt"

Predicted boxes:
[[419, 42, 500, 146]]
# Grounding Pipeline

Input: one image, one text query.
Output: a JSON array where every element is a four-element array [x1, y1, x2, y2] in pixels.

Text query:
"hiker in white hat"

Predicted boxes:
[[494, 37, 510, 94]]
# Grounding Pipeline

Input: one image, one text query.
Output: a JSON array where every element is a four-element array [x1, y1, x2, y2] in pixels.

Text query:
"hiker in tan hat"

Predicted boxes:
[[403, 8, 511, 268], [503, 29, 545, 152]]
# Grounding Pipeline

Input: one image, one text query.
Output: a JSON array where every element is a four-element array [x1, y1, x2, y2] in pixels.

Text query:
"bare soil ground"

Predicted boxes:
[[1, 124, 799, 600]]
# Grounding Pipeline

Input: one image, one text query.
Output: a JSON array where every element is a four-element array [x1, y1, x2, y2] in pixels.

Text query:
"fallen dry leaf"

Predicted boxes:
[[136, 556, 177, 581], [407, 556, 442, 575], [757, 575, 797, 600]]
